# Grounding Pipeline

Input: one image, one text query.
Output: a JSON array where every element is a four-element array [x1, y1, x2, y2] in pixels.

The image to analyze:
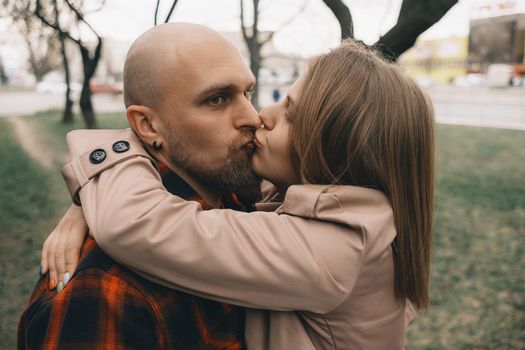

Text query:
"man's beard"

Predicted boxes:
[[165, 130, 262, 201]]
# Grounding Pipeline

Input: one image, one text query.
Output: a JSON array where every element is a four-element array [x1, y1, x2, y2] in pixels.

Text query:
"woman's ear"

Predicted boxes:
[[126, 105, 164, 147]]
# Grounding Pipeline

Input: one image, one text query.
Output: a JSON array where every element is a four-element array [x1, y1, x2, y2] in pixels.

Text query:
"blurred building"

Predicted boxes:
[[399, 0, 525, 86], [468, 0, 525, 70], [398, 36, 469, 85]]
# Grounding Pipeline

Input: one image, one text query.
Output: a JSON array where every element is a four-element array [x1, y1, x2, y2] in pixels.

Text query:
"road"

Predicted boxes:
[[426, 86, 525, 131], [0, 90, 125, 117], [1, 87, 525, 130]]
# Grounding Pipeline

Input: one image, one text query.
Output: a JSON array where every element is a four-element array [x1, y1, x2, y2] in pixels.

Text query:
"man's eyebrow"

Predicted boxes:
[[195, 83, 235, 100], [195, 81, 256, 101]]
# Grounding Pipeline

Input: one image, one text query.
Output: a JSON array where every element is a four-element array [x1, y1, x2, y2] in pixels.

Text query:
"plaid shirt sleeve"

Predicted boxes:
[[18, 244, 171, 349], [18, 169, 248, 350], [18, 239, 244, 350]]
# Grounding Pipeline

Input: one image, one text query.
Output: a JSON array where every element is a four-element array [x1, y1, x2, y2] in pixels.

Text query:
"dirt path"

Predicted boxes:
[[7, 117, 54, 169]]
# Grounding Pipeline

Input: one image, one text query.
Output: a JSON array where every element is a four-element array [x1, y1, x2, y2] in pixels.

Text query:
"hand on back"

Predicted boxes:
[[40, 204, 88, 293]]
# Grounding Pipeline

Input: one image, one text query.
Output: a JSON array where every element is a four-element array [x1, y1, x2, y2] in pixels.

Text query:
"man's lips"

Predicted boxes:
[[244, 141, 255, 150], [241, 137, 256, 150]]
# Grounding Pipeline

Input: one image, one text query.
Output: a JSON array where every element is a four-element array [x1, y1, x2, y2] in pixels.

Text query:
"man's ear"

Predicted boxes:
[[126, 105, 164, 147]]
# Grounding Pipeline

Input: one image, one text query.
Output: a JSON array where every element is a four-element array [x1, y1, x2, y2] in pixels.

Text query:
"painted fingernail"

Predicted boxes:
[[49, 278, 56, 290], [56, 281, 64, 293], [63, 272, 70, 286], [39, 265, 45, 276]]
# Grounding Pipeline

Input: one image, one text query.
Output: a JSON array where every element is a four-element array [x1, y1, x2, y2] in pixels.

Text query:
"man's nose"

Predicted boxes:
[[234, 98, 262, 129]]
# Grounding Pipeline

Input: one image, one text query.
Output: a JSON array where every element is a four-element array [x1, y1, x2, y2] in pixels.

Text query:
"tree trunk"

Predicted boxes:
[[24, 36, 44, 82], [0, 57, 7, 85], [78, 41, 102, 129], [240, 0, 264, 110], [375, 0, 458, 61], [321, 0, 353, 39], [59, 33, 74, 123], [35, 0, 104, 128], [248, 41, 261, 110], [79, 78, 96, 129], [321, 0, 458, 61]]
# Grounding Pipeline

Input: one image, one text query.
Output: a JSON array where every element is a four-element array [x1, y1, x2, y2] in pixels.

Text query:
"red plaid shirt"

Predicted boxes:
[[18, 169, 249, 349]]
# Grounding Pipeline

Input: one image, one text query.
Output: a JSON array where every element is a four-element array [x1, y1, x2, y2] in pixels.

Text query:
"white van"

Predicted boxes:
[[486, 64, 513, 88]]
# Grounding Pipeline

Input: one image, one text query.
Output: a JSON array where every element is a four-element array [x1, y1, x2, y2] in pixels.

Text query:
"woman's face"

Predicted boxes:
[[252, 76, 304, 192]]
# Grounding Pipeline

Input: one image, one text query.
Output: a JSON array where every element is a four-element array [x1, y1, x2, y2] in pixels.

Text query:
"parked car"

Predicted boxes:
[[89, 82, 123, 94], [452, 73, 487, 88], [487, 64, 513, 88]]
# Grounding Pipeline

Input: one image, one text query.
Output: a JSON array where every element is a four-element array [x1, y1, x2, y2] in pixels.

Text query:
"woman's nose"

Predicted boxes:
[[259, 106, 276, 130]]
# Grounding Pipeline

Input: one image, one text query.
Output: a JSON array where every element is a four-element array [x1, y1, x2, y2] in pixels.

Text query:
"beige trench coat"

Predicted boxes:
[[62, 129, 416, 349]]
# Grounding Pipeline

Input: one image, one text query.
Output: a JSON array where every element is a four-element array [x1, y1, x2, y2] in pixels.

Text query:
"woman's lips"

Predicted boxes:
[[253, 136, 263, 148]]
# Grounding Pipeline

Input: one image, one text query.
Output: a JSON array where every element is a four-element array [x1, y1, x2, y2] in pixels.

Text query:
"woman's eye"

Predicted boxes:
[[285, 112, 293, 122], [244, 89, 255, 100], [208, 95, 225, 106]]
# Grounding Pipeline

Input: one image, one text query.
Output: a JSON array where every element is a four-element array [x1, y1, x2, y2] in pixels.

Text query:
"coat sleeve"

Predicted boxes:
[[68, 133, 364, 313]]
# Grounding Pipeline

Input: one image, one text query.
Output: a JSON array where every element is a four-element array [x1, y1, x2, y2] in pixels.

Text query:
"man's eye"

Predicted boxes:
[[208, 95, 225, 106], [244, 89, 254, 100]]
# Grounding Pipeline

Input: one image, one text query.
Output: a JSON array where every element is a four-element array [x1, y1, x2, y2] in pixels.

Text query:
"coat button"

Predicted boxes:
[[89, 149, 106, 164], [112, 141, 130, 153]]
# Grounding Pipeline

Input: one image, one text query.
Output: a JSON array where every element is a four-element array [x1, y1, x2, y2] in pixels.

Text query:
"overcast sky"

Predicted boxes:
[[85, 0, 473, 56], [1, 0, 474, 70]]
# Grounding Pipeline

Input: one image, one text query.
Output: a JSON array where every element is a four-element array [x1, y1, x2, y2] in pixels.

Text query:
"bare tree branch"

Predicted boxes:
[[64, 0, 101, 40], [375, 0, 458, 61], [321, 0, 353, 39], [240, 0, 249, 42], [53, 0, 74, 122], [154, 0, 160, 25], [319, 0, 458, 62], [261, 0, 312, 45], [36, 0, 103, 128], [252, 0, 259, 40], [86, 0, 106, 13], [154, 0, 179, 25], [164, 0, 178, 23], [240, 0, 263, 108], [35, 0, 80, 45]]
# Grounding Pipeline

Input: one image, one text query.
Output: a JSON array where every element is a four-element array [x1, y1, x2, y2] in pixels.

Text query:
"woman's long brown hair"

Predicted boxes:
[[289, 39, 435, 309]]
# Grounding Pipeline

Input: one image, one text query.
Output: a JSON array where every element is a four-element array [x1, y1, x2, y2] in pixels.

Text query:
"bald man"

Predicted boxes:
[[18, 23, 261, 349]]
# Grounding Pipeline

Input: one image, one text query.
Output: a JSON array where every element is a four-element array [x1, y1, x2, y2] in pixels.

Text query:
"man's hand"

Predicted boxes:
[[41, 204, 88, 292]]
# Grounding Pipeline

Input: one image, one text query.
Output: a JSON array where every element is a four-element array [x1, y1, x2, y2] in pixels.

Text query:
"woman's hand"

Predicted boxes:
[[41, 204, 88, 292]]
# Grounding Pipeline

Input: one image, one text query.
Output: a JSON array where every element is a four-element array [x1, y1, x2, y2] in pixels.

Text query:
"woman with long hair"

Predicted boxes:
[[42, 39, 434, 349]]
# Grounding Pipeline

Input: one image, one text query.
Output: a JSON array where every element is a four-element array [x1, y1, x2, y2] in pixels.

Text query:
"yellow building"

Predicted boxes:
[[398, 36, 469, 85]]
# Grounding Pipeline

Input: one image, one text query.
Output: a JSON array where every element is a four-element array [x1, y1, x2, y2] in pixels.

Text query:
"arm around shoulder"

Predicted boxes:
[[65, 132, 361, 313]]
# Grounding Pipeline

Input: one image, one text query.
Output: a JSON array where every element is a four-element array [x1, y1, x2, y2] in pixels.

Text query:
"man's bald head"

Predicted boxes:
[[123, 23, 241, 110], [123, 23, 261, 202]]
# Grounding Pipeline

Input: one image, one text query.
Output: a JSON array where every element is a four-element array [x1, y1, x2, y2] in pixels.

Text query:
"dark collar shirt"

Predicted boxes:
[[18, 168, 248, 350]]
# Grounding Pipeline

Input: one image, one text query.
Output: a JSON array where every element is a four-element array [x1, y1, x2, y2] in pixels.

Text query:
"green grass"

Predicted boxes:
[[0, 118, 57, 349], [0, 111, 127, 348], [406, 126, 525, 349], [1, 111, 524, 348], [28, 110, 130, 159]]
